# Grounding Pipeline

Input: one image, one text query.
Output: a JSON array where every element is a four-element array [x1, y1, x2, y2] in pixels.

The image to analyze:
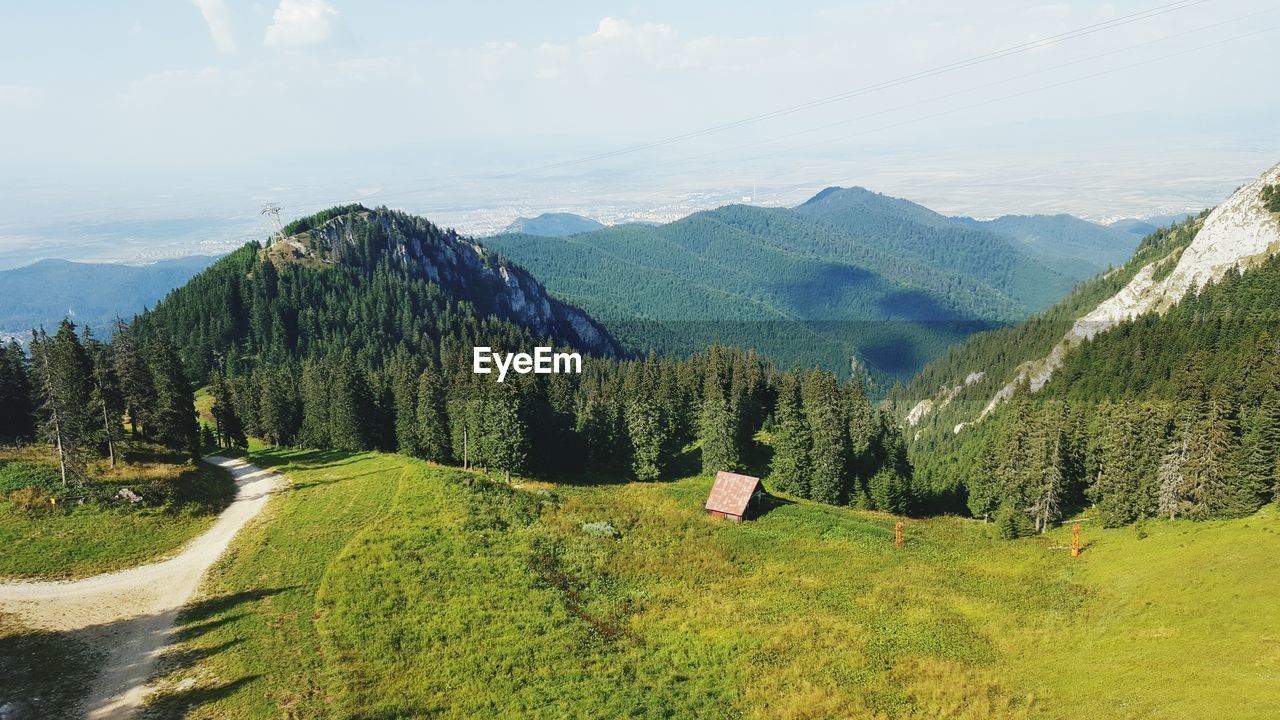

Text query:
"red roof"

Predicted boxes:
[[705, 471, 762, 517]]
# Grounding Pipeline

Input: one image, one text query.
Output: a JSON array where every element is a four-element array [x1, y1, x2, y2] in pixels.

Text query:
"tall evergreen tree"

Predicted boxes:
[[1178, 389, 1238, 520], [769, 370, 811, 497], [329, 353, 373, 452], [84, 329, 124, 466], [31, 321, 97, 485], [415, 365, 450, 462], [489, 384, 527, 483], [699, 376, 739, 474], [802, 369, 848, 505], [0, 340, 35, 441], [111, 318, 153, 438], [625, 398, 664, 481], [147, 337, 199, 457], [298, 358, 331, 449], [209, 369, 247, 449]]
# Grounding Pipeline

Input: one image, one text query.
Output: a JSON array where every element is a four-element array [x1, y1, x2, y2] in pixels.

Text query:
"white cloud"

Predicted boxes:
[[192, 0, 236, 54], [264, 0, 339, 49]]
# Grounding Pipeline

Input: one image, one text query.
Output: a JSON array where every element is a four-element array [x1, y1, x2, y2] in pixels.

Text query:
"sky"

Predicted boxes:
[[1, 0, 1278, 266]]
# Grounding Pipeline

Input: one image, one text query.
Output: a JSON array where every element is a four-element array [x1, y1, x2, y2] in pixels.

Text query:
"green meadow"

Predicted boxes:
[[0, 444, 235, 579], [142, 450, 1280, 719]]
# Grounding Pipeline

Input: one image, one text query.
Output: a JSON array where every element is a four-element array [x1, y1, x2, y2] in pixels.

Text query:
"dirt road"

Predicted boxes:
[[0, 456, 284, 719]]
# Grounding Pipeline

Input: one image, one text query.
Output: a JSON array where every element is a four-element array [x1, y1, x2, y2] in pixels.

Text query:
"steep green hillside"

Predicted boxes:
[[892, 202, 1280, 529], [489, 190, 1076, 380]]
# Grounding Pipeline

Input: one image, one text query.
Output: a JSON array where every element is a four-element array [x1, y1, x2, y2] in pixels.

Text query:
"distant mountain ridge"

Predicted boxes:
[[488, 186, 1095, 379], [0, 256, 217, 337], [953, 213, 1138, 278], [501, 212, 604, 237]]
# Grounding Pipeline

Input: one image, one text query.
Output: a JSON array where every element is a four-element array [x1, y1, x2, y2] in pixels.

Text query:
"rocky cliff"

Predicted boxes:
[[276, 207, 621, 357]]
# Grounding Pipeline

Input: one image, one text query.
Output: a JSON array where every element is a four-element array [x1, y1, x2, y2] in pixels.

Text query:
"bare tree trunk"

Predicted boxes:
[[42, 352, 69, 487], [100, 393, 116, 468], [463, 426, 469, 470]]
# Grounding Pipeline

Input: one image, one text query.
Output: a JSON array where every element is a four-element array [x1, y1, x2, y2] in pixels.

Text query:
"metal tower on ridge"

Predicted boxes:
[[261, 203, 285, 247]]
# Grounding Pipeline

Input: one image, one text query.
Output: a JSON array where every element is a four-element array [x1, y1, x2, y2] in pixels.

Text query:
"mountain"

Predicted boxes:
[[0, 256, 217, 338], [1108, 212, 1198, 237], [501, 212, 604, 237], [133, 205, 619, 381], [953, 213, 1138, 279], [891, 161, 1280, 525], [487, 188, 1077, 380]]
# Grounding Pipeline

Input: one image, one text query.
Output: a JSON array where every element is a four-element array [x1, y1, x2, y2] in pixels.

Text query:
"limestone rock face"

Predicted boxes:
[[975, 162, 1280, 421]]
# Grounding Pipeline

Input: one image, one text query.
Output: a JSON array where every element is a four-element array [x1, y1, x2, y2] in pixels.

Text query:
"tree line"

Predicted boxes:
[[0, 319, 198, 485]]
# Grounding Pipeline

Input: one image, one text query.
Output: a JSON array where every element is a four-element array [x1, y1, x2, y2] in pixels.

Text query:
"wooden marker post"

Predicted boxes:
[[895, 522, 903, 548], [1071, 522, 1080, 557]]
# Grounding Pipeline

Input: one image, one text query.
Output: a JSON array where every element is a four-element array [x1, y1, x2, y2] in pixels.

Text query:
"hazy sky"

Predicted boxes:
[[2, 1, 1278, 264]]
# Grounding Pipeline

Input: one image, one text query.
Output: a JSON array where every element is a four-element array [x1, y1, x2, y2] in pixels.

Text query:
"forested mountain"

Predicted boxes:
[[890, 162, 1280, 532], [792, 187, 1079, 308], [0, 203, 914, 512], [0, 256, 216, 339], [501, 212, 604, 237], [133, 205, 618, 378], [488, 188, 1080, 381], [953, 213, 1139, 279]]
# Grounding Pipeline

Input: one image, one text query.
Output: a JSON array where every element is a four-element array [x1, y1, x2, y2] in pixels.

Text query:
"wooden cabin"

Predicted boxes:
[[705, 471, 763, 523]]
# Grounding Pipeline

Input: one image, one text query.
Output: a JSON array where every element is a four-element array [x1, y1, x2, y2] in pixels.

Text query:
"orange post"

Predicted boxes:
[[1071, 522, 1081, 558], [895, 522, 903, 548]]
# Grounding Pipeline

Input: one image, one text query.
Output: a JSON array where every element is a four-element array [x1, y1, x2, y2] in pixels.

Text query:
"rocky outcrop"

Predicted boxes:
[[975, 162, 1280, 421], [295, 208, 622, 357]]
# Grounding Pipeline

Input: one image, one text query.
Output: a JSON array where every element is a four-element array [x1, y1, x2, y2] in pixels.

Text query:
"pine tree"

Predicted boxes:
[[0, 340, 35, 441], [148, 337, 199, 457], [1158, 433, 1189, 520], [85, 330, 124, 466], [769, 370, 811, 497], [415, 366, 450, 462], [258, 365, 300, 446], [298, 358, 331, 448], [802, 369, 848, 505], [699, 375, 738, 474], [845, 373, 879, 480], [1228, 410, 1271, 516], [390, 356, 421, 456], [329, 353, 373, 452], [626, 398, 664, 481], [1178, 390, 1237, 520], [209, 370, 247, 449], [31, 321, 97, 485], [111, 318, 153, 438], [489, 384, 527, 483]]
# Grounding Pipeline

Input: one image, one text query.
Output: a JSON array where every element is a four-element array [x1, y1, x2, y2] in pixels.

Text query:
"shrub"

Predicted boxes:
[[994, 505, 1034, 540], [8, 487, 53, 515]]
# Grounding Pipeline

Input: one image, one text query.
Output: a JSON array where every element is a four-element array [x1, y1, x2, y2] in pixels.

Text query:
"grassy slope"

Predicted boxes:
[[146, 451, 1279, 719], [141, 448, 401, 719], [0, 448, 236, 579]]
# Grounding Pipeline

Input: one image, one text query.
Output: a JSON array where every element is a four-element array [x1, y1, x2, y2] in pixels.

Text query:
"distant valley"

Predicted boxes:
[[0, 256, 217, 339]]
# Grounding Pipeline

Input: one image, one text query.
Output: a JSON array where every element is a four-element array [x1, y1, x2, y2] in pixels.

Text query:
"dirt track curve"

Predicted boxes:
[[0, 456, 284, 719]]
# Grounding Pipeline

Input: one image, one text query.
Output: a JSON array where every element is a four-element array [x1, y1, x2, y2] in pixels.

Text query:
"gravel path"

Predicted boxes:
[[0, 456, 284, 719]]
